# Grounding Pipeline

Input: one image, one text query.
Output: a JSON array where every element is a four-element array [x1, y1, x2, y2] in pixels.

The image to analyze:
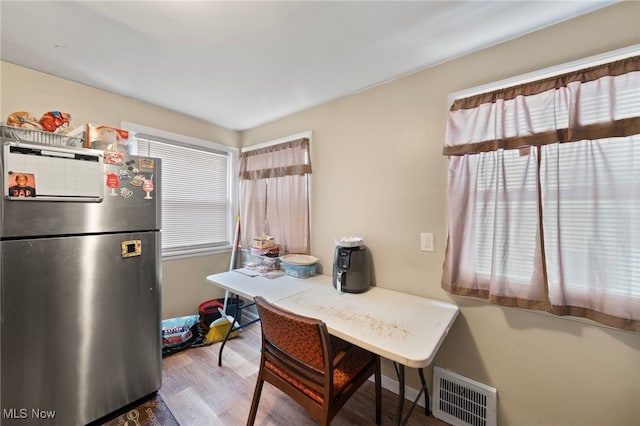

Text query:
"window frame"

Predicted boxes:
[[121, 121, 238, 259]]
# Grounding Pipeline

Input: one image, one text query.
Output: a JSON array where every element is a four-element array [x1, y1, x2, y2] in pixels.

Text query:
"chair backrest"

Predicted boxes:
[[254, 296, 333, 399]]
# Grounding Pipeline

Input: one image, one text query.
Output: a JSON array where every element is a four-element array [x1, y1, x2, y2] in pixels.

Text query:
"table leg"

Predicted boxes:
[[217, 295, 260, 366], [394, 363, 405, 426], [393, 364, 432, 425], [218, 294, 242, 366], [418, 368, 430, 415]]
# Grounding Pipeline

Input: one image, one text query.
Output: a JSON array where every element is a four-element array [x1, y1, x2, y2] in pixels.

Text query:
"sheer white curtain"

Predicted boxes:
[[442, 55, 640, 331], [542, 137, 640, 324], [239, 138, 312, 255], [443, 149, 549, 309]]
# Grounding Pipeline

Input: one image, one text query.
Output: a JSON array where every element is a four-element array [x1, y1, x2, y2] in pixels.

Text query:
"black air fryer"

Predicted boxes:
[[333, 245, 371, 293]]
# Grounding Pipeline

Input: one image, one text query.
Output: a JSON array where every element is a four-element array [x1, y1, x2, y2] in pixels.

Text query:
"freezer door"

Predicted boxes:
[[1, 232, 162, 426], [1, 144, 161, 238]]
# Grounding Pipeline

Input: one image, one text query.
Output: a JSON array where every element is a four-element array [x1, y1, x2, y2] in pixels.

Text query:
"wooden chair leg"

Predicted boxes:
[[247, 378, 264, 425]]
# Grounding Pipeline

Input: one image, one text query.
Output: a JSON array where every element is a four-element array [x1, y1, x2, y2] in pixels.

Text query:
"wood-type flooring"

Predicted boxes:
[[160, 321, 449, 426]]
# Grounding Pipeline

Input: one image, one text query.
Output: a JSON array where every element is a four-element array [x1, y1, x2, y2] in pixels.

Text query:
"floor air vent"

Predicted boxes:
[[433, 366, 497, 426]]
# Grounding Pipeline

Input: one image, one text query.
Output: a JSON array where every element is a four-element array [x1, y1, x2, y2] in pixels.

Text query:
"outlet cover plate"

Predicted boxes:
[[421, 232, 434, 252]]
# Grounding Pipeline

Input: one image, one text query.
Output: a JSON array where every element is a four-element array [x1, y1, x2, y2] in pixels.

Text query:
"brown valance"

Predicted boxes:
[[239, 138, 312, 180], [443, 55, 640, 156]]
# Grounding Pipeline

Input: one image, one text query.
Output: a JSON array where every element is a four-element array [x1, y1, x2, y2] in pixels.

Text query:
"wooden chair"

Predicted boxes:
[[248, 296, 381, 425]]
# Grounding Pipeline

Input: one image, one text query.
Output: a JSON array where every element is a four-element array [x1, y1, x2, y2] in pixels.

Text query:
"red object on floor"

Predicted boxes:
[[199, 299, 225, 319]]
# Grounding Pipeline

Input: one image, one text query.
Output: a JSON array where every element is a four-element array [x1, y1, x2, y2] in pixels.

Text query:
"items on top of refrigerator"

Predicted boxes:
[[5, 110, 81, 147], [85, 123, 137, 154], [5, 110, 137, 154], [38, 111, 71, 133], [6, 110, 72, 133], [6, 111, 41, 130], [1, 125, 84, 147]]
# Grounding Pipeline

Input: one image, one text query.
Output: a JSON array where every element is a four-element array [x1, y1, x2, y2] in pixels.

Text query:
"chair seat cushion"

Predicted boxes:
[[266, 336, 376, 405]]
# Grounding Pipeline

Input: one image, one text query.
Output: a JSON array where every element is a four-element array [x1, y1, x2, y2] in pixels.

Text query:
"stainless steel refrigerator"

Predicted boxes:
[[0, 139, 162, 425]]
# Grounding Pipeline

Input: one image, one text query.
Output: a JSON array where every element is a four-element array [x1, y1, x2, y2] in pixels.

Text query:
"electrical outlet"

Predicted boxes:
[[420, 232, 434, 252]]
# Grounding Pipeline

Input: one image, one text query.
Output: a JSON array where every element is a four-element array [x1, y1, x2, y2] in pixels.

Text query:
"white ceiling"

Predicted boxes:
[[1, 1, 617, 131]]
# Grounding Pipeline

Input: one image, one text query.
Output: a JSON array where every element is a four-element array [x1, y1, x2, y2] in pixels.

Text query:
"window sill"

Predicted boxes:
[[162, 245, 233, 261]]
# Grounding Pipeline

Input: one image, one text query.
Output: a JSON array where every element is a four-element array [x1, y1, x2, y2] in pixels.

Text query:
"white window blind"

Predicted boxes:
[[136, 136, 232, 257]]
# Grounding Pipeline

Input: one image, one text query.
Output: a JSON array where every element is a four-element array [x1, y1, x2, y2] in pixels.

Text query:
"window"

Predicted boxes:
[[239, 133, 312, 255], [122, 123, 237, 258], [441, 49, 640, 332]]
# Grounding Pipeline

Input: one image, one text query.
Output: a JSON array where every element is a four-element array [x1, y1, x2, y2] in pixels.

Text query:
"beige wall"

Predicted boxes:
[[241, 3, 640, 426], [0, 62, 240, 144], [0, 62, 239, 319]]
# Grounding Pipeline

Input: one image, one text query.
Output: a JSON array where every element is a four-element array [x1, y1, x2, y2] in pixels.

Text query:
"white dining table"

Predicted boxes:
[[205, 270, 459, 425]]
